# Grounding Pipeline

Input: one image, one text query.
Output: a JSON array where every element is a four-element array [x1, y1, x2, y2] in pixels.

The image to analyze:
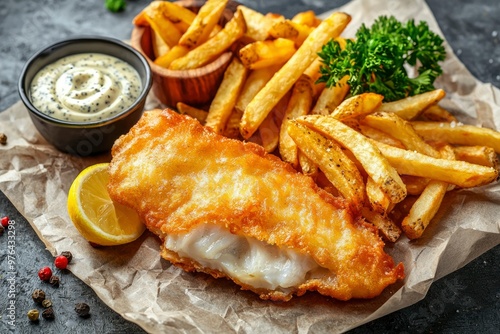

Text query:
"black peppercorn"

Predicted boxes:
[[42, 307, 55, 320], [49, 275, 60, 287], [60, 251, 73, 263], [32, 289, 46, 304], [0, 133, 7, 145], [74, 302, 90, 318]]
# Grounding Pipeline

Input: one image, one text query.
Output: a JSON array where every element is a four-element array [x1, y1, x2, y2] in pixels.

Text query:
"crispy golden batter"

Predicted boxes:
[[108, 109, 404, 301]]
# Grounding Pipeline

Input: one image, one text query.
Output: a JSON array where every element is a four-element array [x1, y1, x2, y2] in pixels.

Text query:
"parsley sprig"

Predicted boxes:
[[317, 16, 446, 102]]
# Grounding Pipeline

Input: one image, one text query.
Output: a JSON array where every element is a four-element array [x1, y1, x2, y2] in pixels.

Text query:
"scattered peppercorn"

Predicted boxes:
[[49, 275, 60, 287], [54, 255, 69, 269], [32, 289, 46, 304], [42, 299, 53, 308], [42, 307, 55, 320], [38, 266, 52, 281], [27, 309, 39, 322], [1, 216, 9, 228], [0, 225, 4, 236], [0, 132, 7, 145], [74, 302, 90, 318], [60, 251, 73, 263]]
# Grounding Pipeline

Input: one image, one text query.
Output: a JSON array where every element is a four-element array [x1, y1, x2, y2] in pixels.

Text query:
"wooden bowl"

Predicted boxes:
[[130, 0, 236, 108]]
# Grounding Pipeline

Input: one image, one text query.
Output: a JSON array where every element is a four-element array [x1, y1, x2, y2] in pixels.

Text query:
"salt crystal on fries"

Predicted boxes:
[[240, 11, 351, 139]]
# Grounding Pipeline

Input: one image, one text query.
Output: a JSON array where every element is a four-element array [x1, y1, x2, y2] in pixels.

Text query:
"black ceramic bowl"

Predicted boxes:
[[19, 36, 152, 156]]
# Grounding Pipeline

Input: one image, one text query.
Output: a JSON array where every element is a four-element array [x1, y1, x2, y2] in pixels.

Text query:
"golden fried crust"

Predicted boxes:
[[108, 109, 404, 301]]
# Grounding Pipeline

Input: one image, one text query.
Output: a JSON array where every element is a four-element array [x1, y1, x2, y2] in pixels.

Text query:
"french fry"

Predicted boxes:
[[279, 75, 314, 168], [303, 57, 326, 99], [298, 149, 318, 178], [235, 65, 281, 113], [151, 29, 170, 58], [311, 75, 350, 115], [379, 89, 446, 120], [358, 124, 405, 148], [296, 115, 407, 203], [205, 58, 248, 134], [373, 141, 498, 188], [223, 108, 243, 139], [238, 5, 272, 41], [178, 0, 228, 48], [154, 44, 189, 68], [288, 121, 365, 213], [144, 8, 183, 48], [155, 1, 197, 32], [411, 121, 500, 154], [453, 145, 499, 169], [329, 93, 384, 120], [269, 20, 314, 46], [176, 102, 208, 124], [362, 112, 440, 158], [400, 175, 430, 195], [421, 104, 457, 122], [291, 10, 321, 27], [240, 12, 351, 139], [361, 207, 401, 243], [366, 177, 393, 215], [259, 110, 280, 153], [170, 8, 246, 70], [239, 38, 296, 70]]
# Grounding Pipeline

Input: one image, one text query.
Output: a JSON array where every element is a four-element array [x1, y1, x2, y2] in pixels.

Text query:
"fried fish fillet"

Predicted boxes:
[[108, 109, 404, 301]]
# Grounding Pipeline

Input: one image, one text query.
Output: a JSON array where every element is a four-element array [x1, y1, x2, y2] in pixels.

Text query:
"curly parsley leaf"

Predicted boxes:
[[317, 16, 446, 102]]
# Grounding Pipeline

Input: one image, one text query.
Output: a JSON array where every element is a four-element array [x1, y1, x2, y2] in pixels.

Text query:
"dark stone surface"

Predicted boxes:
[[0, 0, 499, 333]]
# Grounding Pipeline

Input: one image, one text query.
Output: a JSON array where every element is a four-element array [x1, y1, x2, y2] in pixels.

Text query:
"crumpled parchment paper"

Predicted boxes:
[[1, 0, 499, 333]]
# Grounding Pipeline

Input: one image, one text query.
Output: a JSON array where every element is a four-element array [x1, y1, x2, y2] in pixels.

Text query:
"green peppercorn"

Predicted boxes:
[[42, 299, 52, 308], [74, 302, 90, 318], [27, 309, 39, 321], [42, 307, 55, 320], [32, 289, 46, 304]]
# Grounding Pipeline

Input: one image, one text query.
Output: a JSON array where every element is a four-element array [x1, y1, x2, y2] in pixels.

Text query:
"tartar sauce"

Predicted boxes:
[[30, 53, 142, 122]]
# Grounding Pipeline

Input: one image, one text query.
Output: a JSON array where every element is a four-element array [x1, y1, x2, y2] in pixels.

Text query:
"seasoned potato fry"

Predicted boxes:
[[298, 149, 318, 178], [297, 115, 407, 203], [453, 145, 499, 169], [358, 124, 405, 148], [239, 38, 296, 69], [176, 102, 208, 124], [279, 75, 314, 168], [157, 1, 197, 32], [362, 112, 440, 158], [235, 65, 281, 113], [170, 9, 246, 70], [401, 179, 448, 239], [205, 58, 248, 134], [291, 10, 321, 27], [411, 121, 500, 154], [379, 89, 446, 120], [154, 44, 189, 68], [311, 75, 350, 115], [421, 104, 457, 122], [366, 177, 393, 215], [400, 175, 430, 195], [260, 110, 280, 153], [373, 141, 498, 188], [178, 0, 228, 48], [361, 207, 401, 243], [240, 12, 351, 139], [329, 93, 384, 120], [144, 9, 182, 48], [238, 5, 272, 41], [288, 121, 365, 213], [269, 20, 314, 46]]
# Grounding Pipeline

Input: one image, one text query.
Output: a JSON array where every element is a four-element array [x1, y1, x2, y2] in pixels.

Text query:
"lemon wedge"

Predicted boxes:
[[67, 163, 145, 246]]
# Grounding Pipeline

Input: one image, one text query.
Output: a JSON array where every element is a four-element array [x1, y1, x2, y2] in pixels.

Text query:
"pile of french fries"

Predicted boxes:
[[134, 0, 500, 242]]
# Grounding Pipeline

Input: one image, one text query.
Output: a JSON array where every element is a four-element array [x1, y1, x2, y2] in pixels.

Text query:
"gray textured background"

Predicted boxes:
[[1, 0, 499, 333]]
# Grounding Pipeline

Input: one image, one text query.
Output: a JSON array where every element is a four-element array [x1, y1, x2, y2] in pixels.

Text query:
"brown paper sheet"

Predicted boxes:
[[1, 0, 499, 332]]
